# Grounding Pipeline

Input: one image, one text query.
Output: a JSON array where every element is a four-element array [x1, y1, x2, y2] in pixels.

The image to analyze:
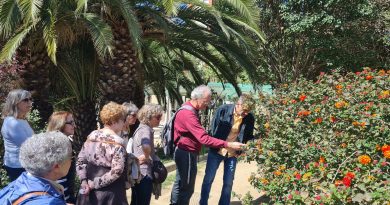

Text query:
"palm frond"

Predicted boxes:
[[42, 9, 57, 64], [223, 14, 266, 43], [82, 12, 114, 58], [0, 24, 33, 63], [75, 0, 88, 13], [161, 0, 176, 16], [0, 0, 22, 38], [18, 0, 43, 23]]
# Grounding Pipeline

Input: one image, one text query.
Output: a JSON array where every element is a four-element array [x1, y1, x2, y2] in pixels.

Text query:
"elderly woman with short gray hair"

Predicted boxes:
[[0, 131, 72, 204], [1, 89, 34, 181], [130, 104, 163, 205]]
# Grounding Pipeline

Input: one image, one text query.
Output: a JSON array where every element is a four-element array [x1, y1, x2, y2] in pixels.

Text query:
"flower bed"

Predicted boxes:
[[243, 68, 389, 204]]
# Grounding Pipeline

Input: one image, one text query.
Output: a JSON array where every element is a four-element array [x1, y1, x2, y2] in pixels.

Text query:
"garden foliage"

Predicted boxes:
[[243, 68, 389, 204]]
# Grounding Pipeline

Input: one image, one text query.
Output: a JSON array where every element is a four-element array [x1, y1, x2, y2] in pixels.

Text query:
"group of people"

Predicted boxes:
[[0, 84, 256, 205]]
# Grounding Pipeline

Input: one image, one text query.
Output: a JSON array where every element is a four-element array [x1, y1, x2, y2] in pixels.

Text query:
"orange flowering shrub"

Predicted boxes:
[[243, 68, 389, 204]]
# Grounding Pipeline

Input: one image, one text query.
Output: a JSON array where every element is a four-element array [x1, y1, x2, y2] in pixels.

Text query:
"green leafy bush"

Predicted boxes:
[[243, 68, 389, 204]]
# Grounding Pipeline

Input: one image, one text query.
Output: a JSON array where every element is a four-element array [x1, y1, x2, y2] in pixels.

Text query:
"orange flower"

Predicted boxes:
[[314, 107, 321, 113], [384, 150, 390, 159], [299, 94, 307, 102], [335, 101, 348, 109], [274, 170, 282, 176], [345, 172, 355, 179], [264, 122, 270, 129], [261, 178, 269, 184], [366, 75, 373, 80], [335, 84, 343, 90], [382, 145, 390, 153], [378, 69, 386, 76], [376, 144, 382, 151], [298, 110, 311, 117], [341, 143, 347, 148], [319, 156, 326, 163], [358, 155, 371, 165], [335, 180, 343, 186], [330, 115, 337, 123], [313, 118, 323, 124], [352, 121, 360, 126]]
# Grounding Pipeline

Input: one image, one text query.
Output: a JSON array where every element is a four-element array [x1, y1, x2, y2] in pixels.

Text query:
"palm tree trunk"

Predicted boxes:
[[99, 20, 144, 107]]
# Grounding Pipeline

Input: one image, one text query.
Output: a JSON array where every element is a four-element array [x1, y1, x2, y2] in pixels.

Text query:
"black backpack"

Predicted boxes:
[[161, 105, 196, 157]]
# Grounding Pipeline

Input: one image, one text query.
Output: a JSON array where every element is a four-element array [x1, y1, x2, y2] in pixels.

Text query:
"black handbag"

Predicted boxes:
[[152, 160, 167, 184]]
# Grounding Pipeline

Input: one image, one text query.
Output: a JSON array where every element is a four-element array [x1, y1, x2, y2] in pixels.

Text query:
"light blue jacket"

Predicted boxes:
[[1, 116, 34, 168], [0, 172, 66, 205]]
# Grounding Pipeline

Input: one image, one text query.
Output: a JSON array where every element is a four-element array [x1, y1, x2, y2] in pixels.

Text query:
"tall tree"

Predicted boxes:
[[255, 0, 390, 83]]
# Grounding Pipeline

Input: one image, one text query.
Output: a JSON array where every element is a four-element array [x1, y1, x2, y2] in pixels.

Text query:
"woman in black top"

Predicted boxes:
[[47, 111, 77, 204]]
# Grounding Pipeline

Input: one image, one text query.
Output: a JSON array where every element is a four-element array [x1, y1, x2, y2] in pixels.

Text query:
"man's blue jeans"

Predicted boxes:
[[200, 149, 237, 205]]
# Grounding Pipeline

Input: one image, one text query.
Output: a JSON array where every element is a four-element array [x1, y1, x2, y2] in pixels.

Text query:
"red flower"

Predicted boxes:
[[343, 176, 352, 187], [315, 195, 321, 201], [366, 75, 373, 80], [295, 173, 301, 180], [299, 94, 306, 102]]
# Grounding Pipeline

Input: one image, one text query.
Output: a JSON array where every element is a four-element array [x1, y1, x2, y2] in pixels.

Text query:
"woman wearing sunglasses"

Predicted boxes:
[[1, 89, 34, 181], [47, 111, 77, 204], [130, 104, 163, 205]]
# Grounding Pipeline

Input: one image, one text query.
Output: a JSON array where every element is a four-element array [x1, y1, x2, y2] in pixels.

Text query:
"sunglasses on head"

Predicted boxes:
[[22, 97, 33, 102]]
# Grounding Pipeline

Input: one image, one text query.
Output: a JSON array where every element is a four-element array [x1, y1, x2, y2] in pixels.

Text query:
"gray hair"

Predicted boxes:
[[122, 101, 139, 115], [19, 131, 72, 177], [191, 85, 211, 100], [1, 89, 31, 118], [137, 104, 163, 125]]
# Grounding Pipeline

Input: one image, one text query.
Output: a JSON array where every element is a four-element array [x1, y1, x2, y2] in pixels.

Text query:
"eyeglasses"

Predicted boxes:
[[22, 97, 33, 102], [128, 113, 137, 118], [65, 120, 76, 126]]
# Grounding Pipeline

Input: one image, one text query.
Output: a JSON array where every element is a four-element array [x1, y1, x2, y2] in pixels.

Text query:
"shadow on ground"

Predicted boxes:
[[230, 195, 271, 205]]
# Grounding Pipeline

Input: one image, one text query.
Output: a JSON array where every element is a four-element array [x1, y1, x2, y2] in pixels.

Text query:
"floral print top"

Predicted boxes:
[[76, 130, 127, 189]]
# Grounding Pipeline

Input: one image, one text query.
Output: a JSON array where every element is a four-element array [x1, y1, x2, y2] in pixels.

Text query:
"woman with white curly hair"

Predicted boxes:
[[0, 131, 72, 204], [130, 104, 163, 205]]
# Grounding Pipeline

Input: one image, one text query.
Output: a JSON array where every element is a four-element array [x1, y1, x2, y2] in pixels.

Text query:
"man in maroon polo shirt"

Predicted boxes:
[[170, 85, 245, 205]]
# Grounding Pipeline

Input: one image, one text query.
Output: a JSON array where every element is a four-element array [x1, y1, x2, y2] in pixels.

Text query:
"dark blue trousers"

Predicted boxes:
[[170, 147, 198, 205]]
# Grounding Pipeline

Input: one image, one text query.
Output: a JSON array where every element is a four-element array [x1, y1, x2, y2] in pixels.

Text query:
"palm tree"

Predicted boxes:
[[0, 0, 265, 147], [0, 0, 115, 132]]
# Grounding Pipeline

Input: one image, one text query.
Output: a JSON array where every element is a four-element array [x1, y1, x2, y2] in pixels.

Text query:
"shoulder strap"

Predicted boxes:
[[130, 126, 143, 153], [12, 191, 50, 205], [173, 105, 198, 145]]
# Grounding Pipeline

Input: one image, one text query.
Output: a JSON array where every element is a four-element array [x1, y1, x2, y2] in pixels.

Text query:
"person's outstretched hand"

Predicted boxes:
[[227, 142, 246, 150]]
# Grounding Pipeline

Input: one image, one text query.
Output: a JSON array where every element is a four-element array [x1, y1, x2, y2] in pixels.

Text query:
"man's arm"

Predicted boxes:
[[182, 111, 243, 150]]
